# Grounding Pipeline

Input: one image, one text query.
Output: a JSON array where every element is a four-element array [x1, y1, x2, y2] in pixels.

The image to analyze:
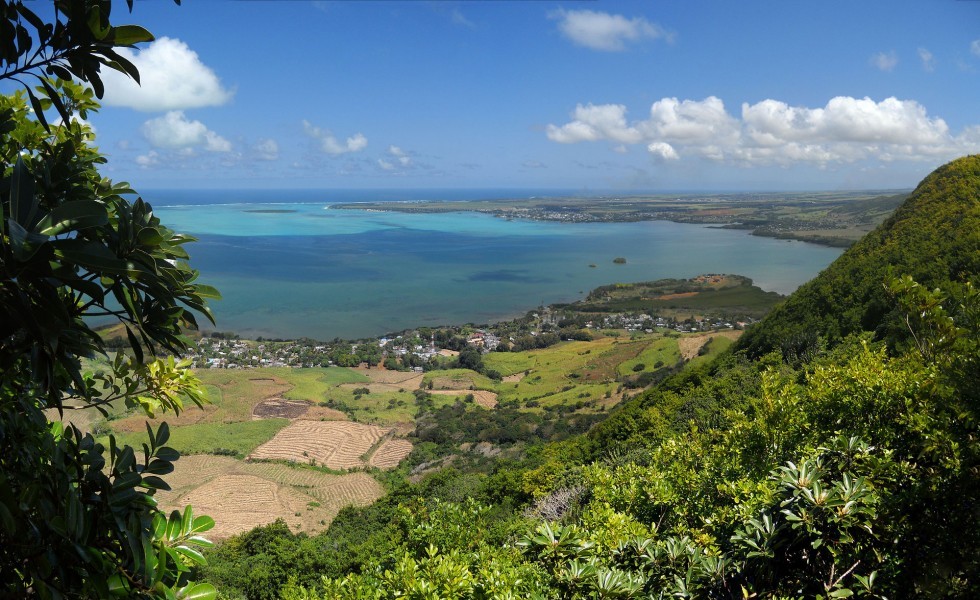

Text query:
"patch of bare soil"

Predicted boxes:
[[252, 398, 310, 420], [502, 372, 526, 383], [677, 330, 742, 360], [655, 291, 700, 301]]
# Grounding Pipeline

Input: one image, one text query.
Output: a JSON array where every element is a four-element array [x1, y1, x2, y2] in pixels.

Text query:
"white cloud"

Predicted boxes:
[[135, 151, 160, 168], [546, 95, 980, 166], [102, 37, 233, 111], [547, 103, 643, 143], [142, 111, 232, 152], [918, 47, 935, 72], [870, 50, 898, 72], [253, 138, 279, 161], [378, 158, 395, 171], [550, 9, 671, 52], [388, 145, 412, 166], [647, 142, 679, 161], [303, 121, 368, 155], [972, 40, 980, 57]]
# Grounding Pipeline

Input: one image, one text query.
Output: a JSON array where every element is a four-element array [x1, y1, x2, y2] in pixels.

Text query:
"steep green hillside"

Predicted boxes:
[[737, 154, 980, 359]]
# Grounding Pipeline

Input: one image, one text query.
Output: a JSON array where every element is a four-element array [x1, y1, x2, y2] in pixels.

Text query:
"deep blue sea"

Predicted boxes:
[[144, 189, 844, 340]]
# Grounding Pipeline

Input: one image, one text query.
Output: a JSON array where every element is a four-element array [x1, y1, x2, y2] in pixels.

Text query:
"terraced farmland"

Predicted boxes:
[[249, 420, 411, 470], [154, 455, 383, 539]]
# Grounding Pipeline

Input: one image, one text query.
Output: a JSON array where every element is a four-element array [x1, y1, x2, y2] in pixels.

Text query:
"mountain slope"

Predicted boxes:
[[736, 154, 980, 358]]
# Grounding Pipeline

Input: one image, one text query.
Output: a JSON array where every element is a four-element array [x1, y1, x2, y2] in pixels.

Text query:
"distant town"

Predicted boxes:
[[188, 306, 753, 371]]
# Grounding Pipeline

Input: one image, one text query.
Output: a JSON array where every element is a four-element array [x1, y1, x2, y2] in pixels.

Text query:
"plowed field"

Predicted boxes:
[[154, 455, 383, 539], [248, 420, 410, 470]]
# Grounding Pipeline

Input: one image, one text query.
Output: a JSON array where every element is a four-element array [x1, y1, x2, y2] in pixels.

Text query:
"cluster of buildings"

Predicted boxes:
[[187, 338, 326, 369], [597, 313, 750, 333], [186, 313, 747, 371]]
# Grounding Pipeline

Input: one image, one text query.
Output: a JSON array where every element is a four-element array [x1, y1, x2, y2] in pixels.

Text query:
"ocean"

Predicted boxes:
[[145, 189, 843, 340]]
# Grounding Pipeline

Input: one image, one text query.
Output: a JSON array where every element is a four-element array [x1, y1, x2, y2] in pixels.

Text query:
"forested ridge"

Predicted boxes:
[[735, 155, 980, 359], [200, 158, 979, 600]]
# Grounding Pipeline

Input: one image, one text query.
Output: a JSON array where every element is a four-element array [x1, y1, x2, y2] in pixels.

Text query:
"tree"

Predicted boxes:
[[1, 1, 218, 597]]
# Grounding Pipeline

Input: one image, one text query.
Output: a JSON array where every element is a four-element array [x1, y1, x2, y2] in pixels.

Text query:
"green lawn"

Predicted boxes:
[[105, 418, 290, 458]]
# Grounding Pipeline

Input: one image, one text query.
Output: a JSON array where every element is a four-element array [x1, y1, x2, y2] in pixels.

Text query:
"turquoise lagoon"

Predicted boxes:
[[149, 190, 843, 341]]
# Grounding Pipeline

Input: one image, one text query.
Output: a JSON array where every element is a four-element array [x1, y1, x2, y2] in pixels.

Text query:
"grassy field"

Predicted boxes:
[[617, 337, 681, 377], [485, 335, 676, 413], [107, 419, 290, 458]]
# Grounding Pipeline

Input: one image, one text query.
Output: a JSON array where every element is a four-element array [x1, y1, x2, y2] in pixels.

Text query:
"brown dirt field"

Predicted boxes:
[[655, 291, 700, 301], [678, 330, 743, 360], [343, 369, 424, 393], [368, 439, 414, 469], [252, 399, 310, 420], [502, 373, 526, 383], [248, 420, 390, 470], [153, 454, 383, 539], [429, 389, 498, 409], [353, 367, 424, 387], [174, 474, 312, 539]]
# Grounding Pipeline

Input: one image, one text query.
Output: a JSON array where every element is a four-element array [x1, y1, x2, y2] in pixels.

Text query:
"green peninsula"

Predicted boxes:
[[333, 190, 907, 247]]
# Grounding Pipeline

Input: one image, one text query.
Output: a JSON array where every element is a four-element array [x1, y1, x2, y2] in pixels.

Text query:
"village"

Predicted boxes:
[[188, 308, 752, 371]]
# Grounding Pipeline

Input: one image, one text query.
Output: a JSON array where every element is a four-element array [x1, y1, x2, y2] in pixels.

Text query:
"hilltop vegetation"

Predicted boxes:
[[737, 154, 980, 359], [197, 156, 980, 599]]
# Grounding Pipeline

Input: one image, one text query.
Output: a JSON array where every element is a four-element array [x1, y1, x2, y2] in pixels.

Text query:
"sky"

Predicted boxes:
[[52, 1, 980, 191]]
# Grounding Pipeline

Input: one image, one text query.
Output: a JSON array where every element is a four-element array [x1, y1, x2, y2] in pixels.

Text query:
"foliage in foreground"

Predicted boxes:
[[1, 1, 219, 597]]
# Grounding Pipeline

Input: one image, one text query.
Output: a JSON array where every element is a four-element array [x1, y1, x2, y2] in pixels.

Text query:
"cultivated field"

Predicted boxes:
[[249, 420, 411, 470], [154, 454, 383, 539], [430, 389, 499, 409], [369, 439, 415, 469]]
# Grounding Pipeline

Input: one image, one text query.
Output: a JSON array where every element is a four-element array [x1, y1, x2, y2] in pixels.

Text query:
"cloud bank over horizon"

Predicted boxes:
[[547, 96, 980, 167]]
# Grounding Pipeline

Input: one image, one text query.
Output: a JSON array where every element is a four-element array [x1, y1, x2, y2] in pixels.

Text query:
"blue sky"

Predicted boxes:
[[75, 1, 980, 191]]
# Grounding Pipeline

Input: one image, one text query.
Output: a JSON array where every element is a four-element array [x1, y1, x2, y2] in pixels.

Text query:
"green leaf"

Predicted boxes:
[[9, 156, 38, 228], [176, 583, 216, 600], [109, 25, 155, 46], [181, 505, 194, 535], [36, 200, 109, 236], [174, 545, 206, 566], [52, 239, 131, 274], [190, 515, 215, 534], [106, 573, 130, 596], [192, 284, 221, 300], [155, 447, 180, 462], [141, 476, 170, 491], [7, 219, 48, 262], [156, 422, 171, 447]]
